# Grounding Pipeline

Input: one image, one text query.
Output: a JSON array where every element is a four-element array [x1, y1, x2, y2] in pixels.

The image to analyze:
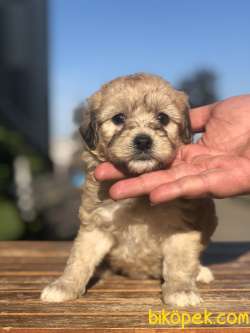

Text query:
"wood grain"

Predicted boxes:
[[0, 241, 249, 332]]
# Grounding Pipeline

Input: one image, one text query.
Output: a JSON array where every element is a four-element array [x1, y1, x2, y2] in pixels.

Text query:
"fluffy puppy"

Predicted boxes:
[[41, 73, 217, 307]]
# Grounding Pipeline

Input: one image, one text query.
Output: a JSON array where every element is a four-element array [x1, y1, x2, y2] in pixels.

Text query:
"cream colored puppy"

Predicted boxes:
[[41, 73, 217, 307]]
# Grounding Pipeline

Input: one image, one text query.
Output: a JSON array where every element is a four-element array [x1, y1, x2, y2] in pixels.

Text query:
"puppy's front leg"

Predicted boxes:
[[162, 231, 203, 307], [41, 227, 113, 302]]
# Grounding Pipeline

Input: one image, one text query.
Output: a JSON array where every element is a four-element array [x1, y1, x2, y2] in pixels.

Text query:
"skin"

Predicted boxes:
[[95, 95, 250, 204]]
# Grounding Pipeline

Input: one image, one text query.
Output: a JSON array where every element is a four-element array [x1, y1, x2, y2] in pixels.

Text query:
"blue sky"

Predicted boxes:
[[49, 0, 250, 138]]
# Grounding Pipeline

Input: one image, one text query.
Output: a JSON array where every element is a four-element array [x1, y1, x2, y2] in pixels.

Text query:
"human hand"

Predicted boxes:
[[95, 95, 250, 203]]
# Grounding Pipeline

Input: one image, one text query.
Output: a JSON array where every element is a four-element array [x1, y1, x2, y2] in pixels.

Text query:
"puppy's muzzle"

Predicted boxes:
[[133, 134, 153, 160], [133, 134, 152, 151]]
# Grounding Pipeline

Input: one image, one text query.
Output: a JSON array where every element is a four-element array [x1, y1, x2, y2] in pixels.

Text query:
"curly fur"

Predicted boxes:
[[41, 73, 217, 307]]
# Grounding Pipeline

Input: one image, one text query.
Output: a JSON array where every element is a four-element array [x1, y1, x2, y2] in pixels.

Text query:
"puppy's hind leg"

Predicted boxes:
[[41, 227, 113, 302], [196, 265, 214, 284], [162, 231, 203, 307]]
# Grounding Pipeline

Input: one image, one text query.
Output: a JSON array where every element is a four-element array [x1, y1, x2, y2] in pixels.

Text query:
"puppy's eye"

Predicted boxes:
[[112, 113, 126, 125], [157, 112, 170, 126]]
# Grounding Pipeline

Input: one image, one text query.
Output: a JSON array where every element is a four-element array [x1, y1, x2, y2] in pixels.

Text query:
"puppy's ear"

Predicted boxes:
[[175, 90, 192, 144], [182, 108, 192, 144], [78, 104, 99, 150]]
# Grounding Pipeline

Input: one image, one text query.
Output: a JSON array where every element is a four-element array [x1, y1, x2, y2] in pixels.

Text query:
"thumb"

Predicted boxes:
[[190, 103, 216, 132]]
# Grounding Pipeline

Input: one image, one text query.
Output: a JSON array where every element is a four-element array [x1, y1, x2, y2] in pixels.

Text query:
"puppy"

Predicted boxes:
[[41, 73, 217, 307]]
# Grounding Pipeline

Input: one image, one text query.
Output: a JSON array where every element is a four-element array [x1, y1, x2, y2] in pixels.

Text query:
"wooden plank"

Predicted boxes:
[[0, 313, 250, 329], [0, 329, 250, 333], [1, 314, 250, 330], [2, 281, 250, 291], [0, 241, 250, 332], [1, 297, 250, 312], [0, 325, 249, 333], [1, 289, 250, 305]]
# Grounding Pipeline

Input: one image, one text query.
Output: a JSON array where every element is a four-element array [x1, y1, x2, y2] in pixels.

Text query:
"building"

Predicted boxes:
[[0, 0, 49, 158]]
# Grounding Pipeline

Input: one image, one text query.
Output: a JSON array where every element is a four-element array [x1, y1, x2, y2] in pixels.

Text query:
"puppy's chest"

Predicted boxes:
[[96, 197, 188, 237]]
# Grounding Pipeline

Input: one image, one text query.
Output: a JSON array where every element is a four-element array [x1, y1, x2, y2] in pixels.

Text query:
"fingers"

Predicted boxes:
[[96, 150, 231, 202], [97, 156, 249, 202], [149, 167, 244, 204], [109, 170, 173, 199], [109, 164, 201, 200], [95, 145, 208, 182], [94, 162, 125, 180], [149, 173, 213, 203], [190, 103, 216, 132]]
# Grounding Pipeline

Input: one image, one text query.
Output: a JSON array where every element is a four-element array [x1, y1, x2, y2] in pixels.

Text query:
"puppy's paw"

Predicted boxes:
[[41, 278, 82, 303], [162, 284, 202, 307], [196, 265, 214, 284], [163, 290, 202, 307]]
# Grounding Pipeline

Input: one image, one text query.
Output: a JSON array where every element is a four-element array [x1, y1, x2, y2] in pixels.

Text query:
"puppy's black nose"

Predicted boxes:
[[133, 134, 152, 152]]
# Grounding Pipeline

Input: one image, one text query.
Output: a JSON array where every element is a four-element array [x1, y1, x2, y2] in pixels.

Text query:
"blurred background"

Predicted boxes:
[[0, 0, 249, 241]]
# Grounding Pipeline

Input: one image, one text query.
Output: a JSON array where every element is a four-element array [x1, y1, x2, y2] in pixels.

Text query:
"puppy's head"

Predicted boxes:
[[80, 73, 191, 175]]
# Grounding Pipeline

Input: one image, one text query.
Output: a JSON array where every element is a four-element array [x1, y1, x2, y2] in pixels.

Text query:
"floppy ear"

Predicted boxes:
[[182, 108, 192, 144], [175, 90, 192, 144], [79, 105, 99, 150]]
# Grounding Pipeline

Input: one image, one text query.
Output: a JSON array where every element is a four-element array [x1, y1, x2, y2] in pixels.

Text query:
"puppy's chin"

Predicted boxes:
[[127, 159, 162, 175]]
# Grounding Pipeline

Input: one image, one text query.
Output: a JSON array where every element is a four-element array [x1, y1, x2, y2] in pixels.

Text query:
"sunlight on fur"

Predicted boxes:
[[41, 73, 217, 307]]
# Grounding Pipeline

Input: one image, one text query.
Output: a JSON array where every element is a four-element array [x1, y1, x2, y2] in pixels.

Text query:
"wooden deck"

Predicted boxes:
[[0, 241, 250, 332]]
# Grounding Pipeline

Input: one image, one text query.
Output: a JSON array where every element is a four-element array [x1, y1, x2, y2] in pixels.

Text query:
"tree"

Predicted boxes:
[[178, 69, 218, 108]]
